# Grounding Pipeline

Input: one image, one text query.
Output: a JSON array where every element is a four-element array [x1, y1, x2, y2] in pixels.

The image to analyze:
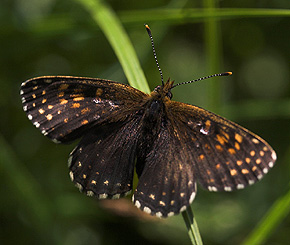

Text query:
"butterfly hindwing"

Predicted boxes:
[[69, 117, 143, 199], [133, 119, 197, 218], [167, 101, 277, 192], [20, 76, 147, 143]]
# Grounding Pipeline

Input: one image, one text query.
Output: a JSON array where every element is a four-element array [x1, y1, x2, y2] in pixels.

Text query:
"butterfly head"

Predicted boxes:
[[151, 79, 174, 101]]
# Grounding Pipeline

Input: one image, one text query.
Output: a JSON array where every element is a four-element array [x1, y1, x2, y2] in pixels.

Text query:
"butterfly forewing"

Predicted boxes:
[[20, 76, 147, 143], [167, 101, 277, 192]]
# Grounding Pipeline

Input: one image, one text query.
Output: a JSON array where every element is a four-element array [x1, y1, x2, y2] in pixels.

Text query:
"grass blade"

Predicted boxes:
[[242, 188, 290, 245], [75, 0, 150, 93], [119, 8, 290, 24], [182, 206, 203, 245]]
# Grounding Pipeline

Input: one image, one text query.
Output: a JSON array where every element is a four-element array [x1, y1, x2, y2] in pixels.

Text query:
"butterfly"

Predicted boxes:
[[20, 25, 276, 218]]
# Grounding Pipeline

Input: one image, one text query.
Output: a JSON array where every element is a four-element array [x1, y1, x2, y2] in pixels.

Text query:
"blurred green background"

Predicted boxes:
[[1, 0, 289, 244]]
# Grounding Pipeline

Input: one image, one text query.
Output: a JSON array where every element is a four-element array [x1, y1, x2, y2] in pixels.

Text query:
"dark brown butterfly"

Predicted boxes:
[[20, 25, 276, 218]]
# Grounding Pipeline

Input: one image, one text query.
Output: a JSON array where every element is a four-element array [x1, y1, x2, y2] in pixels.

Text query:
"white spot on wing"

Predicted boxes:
[[237, 184, 244, 189], [41, 130, 48, 136], [180, 206, 187, 213], [67, 155, 73, 168], [112, 194, 120, 199], [69, 171, 74, 181], [257, 174, 263, 180], [28, 114, 32, 120], [135, 200, 141, 209], [189, 192, 196, 203], [271, 151, 277, 161], [156, 212, 163, 218], [224, 186, 232, 191], [200, 127, 209, 135], [208, 186, 217, 192], [52, 139, 61, 144], [99, 193, 108, 199], [75, 182, 83, 192], [87, 191, 94, 196], [248, 180, 255, 185], [33, 122, 40, 128], [143, 206, 151, 214]]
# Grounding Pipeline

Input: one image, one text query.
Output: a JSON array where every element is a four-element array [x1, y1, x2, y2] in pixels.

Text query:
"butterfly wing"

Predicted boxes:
[[133, 100, 276, 217], [167, 101, 277, 192], [69, 117, 143, 199], [133, 119, 197, 218], [20, 76, 147, 143]]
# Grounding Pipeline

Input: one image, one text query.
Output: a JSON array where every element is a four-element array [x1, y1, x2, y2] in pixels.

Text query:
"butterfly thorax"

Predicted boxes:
[[143, 79, 174, 124]]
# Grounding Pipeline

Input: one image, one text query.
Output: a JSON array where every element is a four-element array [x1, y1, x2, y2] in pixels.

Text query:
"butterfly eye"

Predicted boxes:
[[154, 85, 162, 92]]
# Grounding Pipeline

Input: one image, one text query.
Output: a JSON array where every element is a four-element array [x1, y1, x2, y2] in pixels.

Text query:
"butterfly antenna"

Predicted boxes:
[[145, 24, 164, 86], [172, 72, 232, 88]]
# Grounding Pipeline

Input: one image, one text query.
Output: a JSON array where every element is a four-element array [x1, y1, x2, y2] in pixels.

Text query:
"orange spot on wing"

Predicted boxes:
[[58, 92, 64, 97], [242, 169, 249, 174], [39, 109, 45, 114], [235, 133, 243, 143], [73, 97, 85, 101], [256, 158, 262, 164], [235, 142, 240, 150], [60, 99, 68, 105], [81, 107, 90, 114], [46, 114, 53, 120], [228, 148, 236, 155], [220, 130, 230, 140], [71, 103, 80, 108], [199, 154, 205, 160], [216, 134, 226, 145], [230, 169, 237, 176], [237, 160, 243, 166], [250, 150, 255, 156], [82, 119, 89, 125], [215, 144, 223, 152]]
